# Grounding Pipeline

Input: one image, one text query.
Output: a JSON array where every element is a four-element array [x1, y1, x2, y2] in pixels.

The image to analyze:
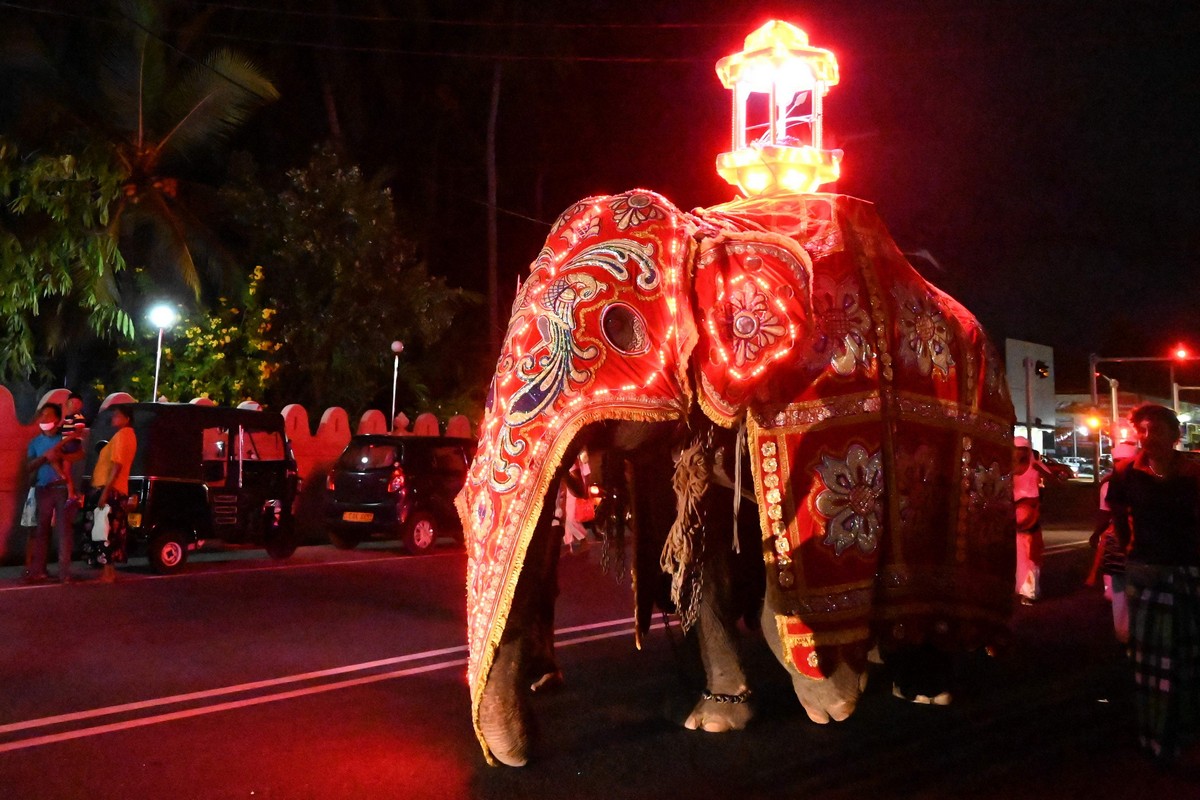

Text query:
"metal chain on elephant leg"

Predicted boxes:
[[661, 433, 711, 633], [598, 481, 627, 580]]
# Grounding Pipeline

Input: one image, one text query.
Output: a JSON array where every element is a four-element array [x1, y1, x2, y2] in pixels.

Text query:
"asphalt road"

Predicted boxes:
[[1, 491, 1197, 799]]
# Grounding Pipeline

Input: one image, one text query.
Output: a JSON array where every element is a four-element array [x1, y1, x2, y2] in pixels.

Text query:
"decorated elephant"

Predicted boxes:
[[457, 189, 1016, 766]]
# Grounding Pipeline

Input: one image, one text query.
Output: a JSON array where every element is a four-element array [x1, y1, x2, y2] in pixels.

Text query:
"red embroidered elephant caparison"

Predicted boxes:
[[457, 189, 1015, 762]]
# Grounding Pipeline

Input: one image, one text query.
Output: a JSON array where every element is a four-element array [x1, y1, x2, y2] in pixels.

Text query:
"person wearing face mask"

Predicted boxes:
[[24, 403, 78, 583], [1106, 403, 1200, 767]]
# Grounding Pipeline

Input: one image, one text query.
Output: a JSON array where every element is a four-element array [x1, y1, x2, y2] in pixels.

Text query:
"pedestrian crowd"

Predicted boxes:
[[1061, 403, 1199, 770], [19, 396, 135, 585]]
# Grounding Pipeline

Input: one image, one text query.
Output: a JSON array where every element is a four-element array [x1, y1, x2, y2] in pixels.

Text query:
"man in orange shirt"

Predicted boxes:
[[90, 405, 137, 582]]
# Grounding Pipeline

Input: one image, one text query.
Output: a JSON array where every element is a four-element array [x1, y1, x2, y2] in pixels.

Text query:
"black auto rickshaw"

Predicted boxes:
[[84, 403, 301, 574]]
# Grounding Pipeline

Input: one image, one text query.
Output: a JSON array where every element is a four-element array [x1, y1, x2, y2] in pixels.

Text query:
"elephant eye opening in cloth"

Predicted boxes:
[[601, 303, 650, 355]]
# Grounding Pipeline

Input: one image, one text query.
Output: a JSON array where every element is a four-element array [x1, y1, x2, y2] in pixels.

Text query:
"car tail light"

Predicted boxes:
[[388, 465, 406, 493], [326, 472, 335, 491]]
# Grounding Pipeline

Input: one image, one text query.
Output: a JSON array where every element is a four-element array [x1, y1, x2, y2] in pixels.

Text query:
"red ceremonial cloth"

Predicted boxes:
[[456, 191, 698, 759], [691, 193, 1014, 679], [458, 190, 1015, 760]]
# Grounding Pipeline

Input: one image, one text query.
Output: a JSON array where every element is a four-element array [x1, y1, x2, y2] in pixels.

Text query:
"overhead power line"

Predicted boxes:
[[203, 29, 708, 62], [190, 1, 747, 28]]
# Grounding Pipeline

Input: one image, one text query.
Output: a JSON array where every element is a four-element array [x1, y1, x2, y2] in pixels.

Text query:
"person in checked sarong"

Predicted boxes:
[[1106, 403, 1200, 766]]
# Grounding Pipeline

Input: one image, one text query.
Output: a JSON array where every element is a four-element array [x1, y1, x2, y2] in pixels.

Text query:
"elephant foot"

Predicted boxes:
[[479, 650, 532, 767], [793, 663, 868, 725], [529, 669, 564, 693], [883, 642, 953, 709], [892, 683, 952, 706], [683, 688, 753, 732]]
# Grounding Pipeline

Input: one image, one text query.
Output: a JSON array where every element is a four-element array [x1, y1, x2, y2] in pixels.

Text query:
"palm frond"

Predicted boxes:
[[123, 191, 201, 296], [156, 49, 279, 163], [98, 0, 167, 144]]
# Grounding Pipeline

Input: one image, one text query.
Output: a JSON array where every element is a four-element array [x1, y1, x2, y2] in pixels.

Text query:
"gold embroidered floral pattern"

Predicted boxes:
[[968, 460, 1013, 543], [610, 192, 664, 230], [894, 286, 954, 378], [896, 443, 938, 536], [815, 444, 884, 555], [727, 280, 787, 367], [808, 276, 874, 375]]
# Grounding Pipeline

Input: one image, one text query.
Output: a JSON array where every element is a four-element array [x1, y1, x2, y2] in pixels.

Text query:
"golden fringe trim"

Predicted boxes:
[[469, 406, 683, 764]]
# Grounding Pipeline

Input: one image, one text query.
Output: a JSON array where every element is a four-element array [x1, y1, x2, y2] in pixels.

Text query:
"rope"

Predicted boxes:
[[660, 437, 710, 633]]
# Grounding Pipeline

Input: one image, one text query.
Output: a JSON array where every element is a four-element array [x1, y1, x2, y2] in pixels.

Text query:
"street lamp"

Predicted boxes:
[[1091, 346, 1199, 412], [1090, 346, 1200, 461], [390, 340, 405, 432], [148, 303, 179, 403]]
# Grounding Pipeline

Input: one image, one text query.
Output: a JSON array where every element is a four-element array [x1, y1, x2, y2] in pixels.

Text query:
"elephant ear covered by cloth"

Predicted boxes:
[[692, 193, 1016, 682], [456, 191, 703, 759]]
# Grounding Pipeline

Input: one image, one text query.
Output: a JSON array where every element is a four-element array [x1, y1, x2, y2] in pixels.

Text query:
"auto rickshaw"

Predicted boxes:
[[83, 403, 301, 574]]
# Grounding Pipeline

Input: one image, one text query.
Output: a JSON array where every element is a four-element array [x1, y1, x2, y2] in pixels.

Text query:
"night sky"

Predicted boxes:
[[4, 0, 1200, 393]]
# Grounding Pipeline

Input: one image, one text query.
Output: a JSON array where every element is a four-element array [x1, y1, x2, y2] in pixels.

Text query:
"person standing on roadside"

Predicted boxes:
[[1013, 436, 1058, 605], [90, 405, 137, 583], [1106, 403, 1200, 766], [1086, 440, 1139, 644], [25, 403, 80, 583]]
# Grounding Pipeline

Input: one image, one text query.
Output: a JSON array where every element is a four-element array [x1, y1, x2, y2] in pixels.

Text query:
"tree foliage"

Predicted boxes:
[[221, 146, 482, 415], [98, 0, 279, 297], [0, 137, 131, 381], [108, 266, 273, 404], [2, 0, 278, 300]]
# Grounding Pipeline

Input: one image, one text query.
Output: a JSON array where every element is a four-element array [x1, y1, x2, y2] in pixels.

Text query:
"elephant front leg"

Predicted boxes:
[[683, 499, 756, 733], [761, 605, 868, 724], [684, 590, 753, 732]]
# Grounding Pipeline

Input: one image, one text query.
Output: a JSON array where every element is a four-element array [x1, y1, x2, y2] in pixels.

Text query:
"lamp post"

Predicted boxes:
[[1090, 347, 1199, 462], [389, 340, 405, 432], [148, 304, 179, 403]]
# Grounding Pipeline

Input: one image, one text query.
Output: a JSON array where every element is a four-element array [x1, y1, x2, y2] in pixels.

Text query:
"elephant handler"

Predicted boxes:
[[1012, 436, 1057, 605], [1106, 403, 1200, 767]]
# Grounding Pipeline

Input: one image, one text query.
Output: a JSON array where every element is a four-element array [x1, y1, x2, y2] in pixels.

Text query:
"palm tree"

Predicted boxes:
[[2, 0, 278, 298], [97, 0, 279, 297]]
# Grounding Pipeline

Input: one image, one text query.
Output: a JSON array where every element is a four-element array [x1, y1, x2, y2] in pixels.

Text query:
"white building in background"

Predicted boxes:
[[1005, 338, 1056, 453]]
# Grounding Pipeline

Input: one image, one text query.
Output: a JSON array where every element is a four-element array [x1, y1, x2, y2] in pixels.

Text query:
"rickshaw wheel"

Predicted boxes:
[[149, 532, 188, 574], [403, 512, 438, 554], [264, 516, 299, 560]]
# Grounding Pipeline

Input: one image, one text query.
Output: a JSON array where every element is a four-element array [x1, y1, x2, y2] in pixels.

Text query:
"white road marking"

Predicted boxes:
[[0, 616, 649, 753], [0, 549, 458, 591]]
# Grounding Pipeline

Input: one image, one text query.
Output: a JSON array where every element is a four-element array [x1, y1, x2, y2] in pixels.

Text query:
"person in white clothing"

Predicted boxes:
[[1012, 436, 1058, 604]]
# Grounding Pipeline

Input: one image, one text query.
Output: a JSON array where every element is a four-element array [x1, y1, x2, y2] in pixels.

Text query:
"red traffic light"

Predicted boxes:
[[1175, 344, 1190, 360]]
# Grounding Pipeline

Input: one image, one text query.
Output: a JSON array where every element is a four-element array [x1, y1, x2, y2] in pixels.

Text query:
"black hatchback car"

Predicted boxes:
[[84, 403, 300, 573], [323, 435, 474, 553]]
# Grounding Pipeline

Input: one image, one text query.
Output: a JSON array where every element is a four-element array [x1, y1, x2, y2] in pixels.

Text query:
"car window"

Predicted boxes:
[[241, 428, 286, 461], [202, 427, 230, 482], [203, 427, 229, 460], [339, 443, 399, 470], [401, 444, 434, 472], [432, 445, 469, 471]]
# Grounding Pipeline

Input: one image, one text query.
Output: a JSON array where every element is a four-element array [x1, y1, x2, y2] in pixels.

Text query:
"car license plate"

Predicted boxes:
[[126, 512, 143, 528], [342, 511, 373, 523]]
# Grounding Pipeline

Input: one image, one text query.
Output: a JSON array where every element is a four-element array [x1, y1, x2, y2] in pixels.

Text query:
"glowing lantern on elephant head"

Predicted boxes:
[[715, 20, 842, 196]]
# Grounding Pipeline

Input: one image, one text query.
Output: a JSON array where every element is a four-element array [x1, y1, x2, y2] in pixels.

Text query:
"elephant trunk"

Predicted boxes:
[[478, 637, 532, 767]]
